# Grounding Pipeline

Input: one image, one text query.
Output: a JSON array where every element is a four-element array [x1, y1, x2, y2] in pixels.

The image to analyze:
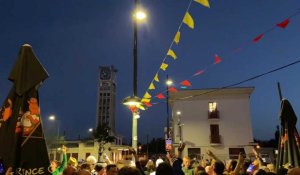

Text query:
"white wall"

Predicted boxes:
[[171, 88, 254, 160]]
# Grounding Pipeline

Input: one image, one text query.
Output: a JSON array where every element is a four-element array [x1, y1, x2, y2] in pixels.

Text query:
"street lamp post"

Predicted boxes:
[[122, 0, 146, 152], [49, 115, 60, 160], [166, 75, 173, 139], [177, 111, 183, 142]]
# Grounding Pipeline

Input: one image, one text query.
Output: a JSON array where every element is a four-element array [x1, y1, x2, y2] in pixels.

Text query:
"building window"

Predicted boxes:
[[55, 153, 60, 161], [210, 124, 221, 144], [72, 153, 78, 160], [209, 102, 217, 112], [86, 153, 91, 159], [229, 148, 245, 159], [208, 102, 219, 119], [49, 153, 54, 161], [188, 148, 201, 159]]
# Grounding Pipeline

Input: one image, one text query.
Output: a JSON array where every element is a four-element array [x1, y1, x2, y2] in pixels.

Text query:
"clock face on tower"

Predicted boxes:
[[100, 68, 111, 80]]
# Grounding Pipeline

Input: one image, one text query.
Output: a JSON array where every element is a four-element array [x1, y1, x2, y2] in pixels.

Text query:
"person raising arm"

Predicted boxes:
[[50, 145, 67, 175]]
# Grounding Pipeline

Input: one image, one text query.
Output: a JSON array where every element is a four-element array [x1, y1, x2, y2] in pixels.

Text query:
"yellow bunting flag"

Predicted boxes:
[[149, 83, 155, 90], [194, 0, 210, 8], [141, 98, 151, 103], [160, 63, 168, 71], [167, 49, 177, 60], [137, 104, 145, 110], [174, 31, 180, 45], [154, 74, 159, 82], [183, 12, 194, 29], [143, 92, 152, 99]]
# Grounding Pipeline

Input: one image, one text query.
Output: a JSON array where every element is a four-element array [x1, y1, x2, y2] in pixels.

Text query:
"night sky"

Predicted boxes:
[[0, 0, 300, 144]]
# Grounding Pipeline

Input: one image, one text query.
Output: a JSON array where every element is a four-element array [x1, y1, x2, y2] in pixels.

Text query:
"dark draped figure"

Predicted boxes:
[[276, 99, 300, 172], [0, 44, 51, 174]]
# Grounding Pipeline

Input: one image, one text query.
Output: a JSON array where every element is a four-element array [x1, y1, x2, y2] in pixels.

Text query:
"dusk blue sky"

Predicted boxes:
[[0, 1, 300, 144]]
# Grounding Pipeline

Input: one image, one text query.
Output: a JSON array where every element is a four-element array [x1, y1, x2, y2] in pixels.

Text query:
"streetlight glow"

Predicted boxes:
[[49, 115, 55, 121], [135, 11, 147, 20], [166, 79, 173, 86], [123, 96, 141, 107], [177, 111, 181, 115], [88, 128, 93, 132]]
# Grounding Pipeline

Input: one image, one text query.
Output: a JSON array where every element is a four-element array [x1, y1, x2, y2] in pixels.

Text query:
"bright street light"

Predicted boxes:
[[88, 128, 93, 132], [123, 96, 141, 107], [135, 11, 147, 21], [166, 79, 173, 86], [49, 115, 55, 121]]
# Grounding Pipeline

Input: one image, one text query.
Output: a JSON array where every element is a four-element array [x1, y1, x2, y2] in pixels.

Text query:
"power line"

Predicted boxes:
[[172, 59, 300, 101]]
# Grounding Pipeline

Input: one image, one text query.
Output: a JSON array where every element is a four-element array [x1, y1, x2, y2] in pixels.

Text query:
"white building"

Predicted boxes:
[[49, 138, 132, 163], [169, 87, 255, 161]]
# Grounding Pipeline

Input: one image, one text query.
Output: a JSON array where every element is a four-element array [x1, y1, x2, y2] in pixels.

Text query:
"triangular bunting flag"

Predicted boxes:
[[214, 54, 221, 64], [154, 74, 159, 82], [149, 83, 155, 90], [174, 31, 181, 45], [129, 106, 138, 113], [183, 12, 194, 29], [137, 104, 145, 110], [253, 34, 264, 43], [167, 49, 177, 59], [276, 19, 290, 29], [168, 87, 178, 93], [156, 93, 166, 99], [160, 63, 168, 71], [193, 70, 204, 76], [194, 0, 210, 8], [143, 102, 152, 107], [180, 80, 192, 87], [143, 92, 151, 99], [141, 98, 151, 103]]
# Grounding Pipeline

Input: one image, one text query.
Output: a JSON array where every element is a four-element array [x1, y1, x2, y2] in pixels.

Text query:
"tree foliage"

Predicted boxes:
[[92, 123, 115, 159]]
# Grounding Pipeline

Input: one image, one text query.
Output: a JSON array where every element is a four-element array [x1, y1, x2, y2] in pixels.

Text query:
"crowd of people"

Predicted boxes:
[[47, 144, 300, 175]]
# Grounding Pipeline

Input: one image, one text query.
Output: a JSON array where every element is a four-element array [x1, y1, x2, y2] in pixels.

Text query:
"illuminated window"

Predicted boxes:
[[209, 102, 217, 112]]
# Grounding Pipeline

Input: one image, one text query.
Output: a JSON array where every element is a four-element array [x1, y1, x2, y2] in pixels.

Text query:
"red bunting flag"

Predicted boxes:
[[253, 34, 264, 43], [193, 70, 204, 76], [168, 87, 178, 92], [129, 106, 138, 113], [143, 102, 152, 107], [214, 54, 221, 64], [276, 19, 290, 29], [180, 80, 192, 87], [156, 93, 166, 99]]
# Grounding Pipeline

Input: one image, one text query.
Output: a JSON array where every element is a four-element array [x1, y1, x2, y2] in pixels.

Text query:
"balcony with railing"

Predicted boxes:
[[208, 110, 220, 120]]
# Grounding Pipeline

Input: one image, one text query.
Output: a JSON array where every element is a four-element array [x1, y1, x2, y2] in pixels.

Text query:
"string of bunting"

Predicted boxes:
[[140, 0, 211, 109], [141, 4, 300, 110], [149, 59, 300, 107]]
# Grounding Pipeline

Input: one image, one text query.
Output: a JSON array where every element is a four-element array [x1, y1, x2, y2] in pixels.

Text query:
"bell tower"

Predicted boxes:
[[96, 66, 117, 135]]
